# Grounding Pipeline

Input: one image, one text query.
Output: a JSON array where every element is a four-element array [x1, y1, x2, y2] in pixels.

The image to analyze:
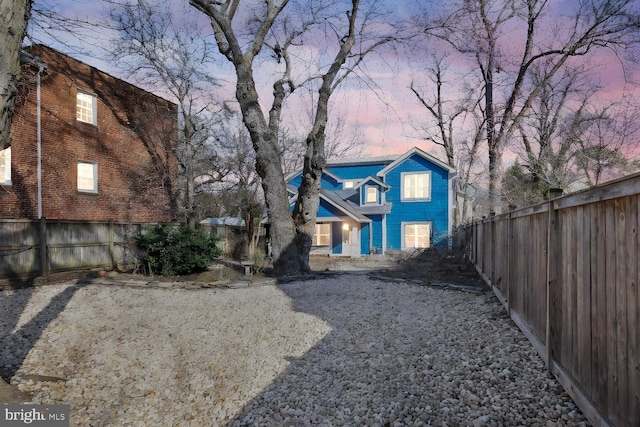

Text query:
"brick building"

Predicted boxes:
[[0, 45, 179, 222]]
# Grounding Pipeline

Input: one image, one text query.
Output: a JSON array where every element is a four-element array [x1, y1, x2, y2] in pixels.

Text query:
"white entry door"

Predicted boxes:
[[343, 225, 360, 257]]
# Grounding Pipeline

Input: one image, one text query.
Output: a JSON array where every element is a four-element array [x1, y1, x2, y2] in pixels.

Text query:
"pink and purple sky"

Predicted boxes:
[[28, 0, 640, 162]]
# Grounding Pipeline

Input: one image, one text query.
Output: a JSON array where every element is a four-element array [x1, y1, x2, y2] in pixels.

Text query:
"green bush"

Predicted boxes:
[[135, 225, 221, 276]]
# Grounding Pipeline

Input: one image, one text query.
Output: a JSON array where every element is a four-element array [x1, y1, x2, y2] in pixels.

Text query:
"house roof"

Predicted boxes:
[[200, 217, 245, 227], [319, 189, 373, 222], [377, 146, 456, 177], [325, 155, 397, 167], [286, 147, 456, 181], [353, 175, 390, 190]]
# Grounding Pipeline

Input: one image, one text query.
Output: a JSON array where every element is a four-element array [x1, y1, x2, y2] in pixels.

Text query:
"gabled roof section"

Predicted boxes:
[[353, 175, 390, 190], [284, 169, 342, 184], [322, 169, 342, 183], [328, 189, 392, 216], [377, 146, 456, 177], [319, 189, 372, 223], [200, 217, 245, 227], [326, 155, 397, 167]]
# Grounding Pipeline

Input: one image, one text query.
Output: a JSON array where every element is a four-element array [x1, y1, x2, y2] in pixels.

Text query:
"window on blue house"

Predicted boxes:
[[365, 186, 378, 204], [403, 222, 431, 249], [313, 223, 331, 246], [402, 172, 431, 200]]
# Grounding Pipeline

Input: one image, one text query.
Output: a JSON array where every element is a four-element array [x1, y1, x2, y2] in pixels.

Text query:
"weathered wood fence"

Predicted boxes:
[[463, 172, 640, 427], [0, 219, 173, 279]]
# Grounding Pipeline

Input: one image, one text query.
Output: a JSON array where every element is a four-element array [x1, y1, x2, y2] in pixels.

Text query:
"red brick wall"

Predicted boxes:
[[1, 45, 179, 222]]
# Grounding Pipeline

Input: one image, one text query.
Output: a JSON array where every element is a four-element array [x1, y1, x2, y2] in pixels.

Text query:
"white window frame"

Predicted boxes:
[[402, 222, 431, 250], [365, 185, 378, 204], [343, 180, 358, 189], [77, 90, 97, 125], [77, 161, 98, 193], [313, 223, 331, 246], [0, 147, 11, 185], [401, 171, 431, 201]]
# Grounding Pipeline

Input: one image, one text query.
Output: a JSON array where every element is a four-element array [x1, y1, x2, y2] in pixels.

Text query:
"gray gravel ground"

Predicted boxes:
[[231, 277, 589, 427], [1, 274, 589, 426]]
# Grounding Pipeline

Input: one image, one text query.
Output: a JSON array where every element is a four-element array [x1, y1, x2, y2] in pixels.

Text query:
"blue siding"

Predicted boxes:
[[383, 154, 450, 249], [317, 199, 344, 220], [331, 222, 342, 254], [360, 222, 370, 254], [367, 214, 384, 252], [322, 173, 342, 190], [288, 173, 341, 190], [288, 174, 302, 188], [326, 162, 390, 182]]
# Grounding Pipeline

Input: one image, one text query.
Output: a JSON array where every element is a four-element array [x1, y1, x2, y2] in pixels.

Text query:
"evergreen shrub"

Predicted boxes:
[[136, 224, 221, 276]]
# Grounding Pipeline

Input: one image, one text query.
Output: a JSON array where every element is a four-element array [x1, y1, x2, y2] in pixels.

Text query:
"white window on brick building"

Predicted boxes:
[[0, 147, 10, 185], [76, 90, 97, 125], [77, 161, 97, 193]]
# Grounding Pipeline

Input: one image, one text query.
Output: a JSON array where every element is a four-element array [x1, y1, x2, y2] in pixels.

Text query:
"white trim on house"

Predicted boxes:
[[284, 168, 343, 185], [448, 175, 455, 237], [353, 175, 389, 190], [376, 146, 457, 178], [382, 214, 387, 254]]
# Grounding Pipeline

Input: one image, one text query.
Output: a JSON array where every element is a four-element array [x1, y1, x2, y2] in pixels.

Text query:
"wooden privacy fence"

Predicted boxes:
[[0, 219, 174, 280], [463, 173, 640, 427]]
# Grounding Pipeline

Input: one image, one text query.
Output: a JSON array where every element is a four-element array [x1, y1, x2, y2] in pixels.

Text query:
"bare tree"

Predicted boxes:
[[279, 113, 365, 176], [409, 54, 486, 224], [517, 63, 640, 193], [427, 0, 640, 212], [107, 0, 223, 227], [214, 116, 264, 259], [1, 0, 33, 150], [410, 56, 468, 168], [189, 0, 397, 274], [573, 96, 640, 185], [515, 64, 595, 194]]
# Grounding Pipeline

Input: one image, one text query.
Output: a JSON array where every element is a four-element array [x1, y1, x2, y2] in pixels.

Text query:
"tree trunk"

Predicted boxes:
[[485, 67, 501, 215], [292, 132, 325, 273], [234, 62, 300, 275], [0, 0, 32, 149]]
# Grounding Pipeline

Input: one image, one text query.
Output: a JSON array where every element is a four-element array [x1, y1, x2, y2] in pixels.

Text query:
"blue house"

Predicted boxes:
[[286, 147, 457, 256]]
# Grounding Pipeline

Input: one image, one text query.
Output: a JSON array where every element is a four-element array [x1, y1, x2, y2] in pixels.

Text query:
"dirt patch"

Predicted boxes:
[[309, 248, 486, 290], [378, 248, 487, 288], [1, 250, 484, 291]]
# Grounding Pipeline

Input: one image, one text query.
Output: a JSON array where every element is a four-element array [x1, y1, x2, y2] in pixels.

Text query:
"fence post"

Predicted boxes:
[[109, 219, 115, 271], [490, 214, 496, 292], [39, 217, 48, 276], [546, 193, 560, 375], [507, 211, 512, 314]]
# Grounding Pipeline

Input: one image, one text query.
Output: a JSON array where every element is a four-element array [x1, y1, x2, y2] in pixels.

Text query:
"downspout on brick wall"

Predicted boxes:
[[20, 50, 47, 218]]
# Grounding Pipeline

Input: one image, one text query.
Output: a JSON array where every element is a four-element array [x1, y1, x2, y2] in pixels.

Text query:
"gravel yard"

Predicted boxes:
[[1, 269, 589, 426]]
